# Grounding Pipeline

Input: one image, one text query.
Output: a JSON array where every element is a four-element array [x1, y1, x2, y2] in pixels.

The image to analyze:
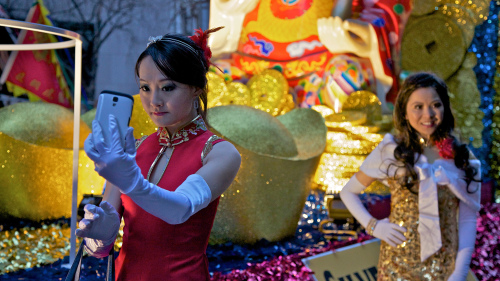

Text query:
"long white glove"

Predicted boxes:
[[447, 201, 478, 281], [340, 174, 407, 246], [84, 115, 140, 193], [75, 201, 120, 258], [84, 115, 212, 225]]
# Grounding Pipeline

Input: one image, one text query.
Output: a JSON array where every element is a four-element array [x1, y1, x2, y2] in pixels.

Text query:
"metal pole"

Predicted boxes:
[[70, 39, 83, 265]]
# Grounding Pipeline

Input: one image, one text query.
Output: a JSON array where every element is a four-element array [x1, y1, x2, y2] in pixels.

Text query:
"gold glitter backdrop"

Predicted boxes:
[[0, 102, 104, 220], [208, 106, 326, 243]]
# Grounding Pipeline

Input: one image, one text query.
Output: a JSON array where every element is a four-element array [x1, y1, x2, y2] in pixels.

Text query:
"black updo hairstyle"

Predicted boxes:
[[135, 34, 209, 123]]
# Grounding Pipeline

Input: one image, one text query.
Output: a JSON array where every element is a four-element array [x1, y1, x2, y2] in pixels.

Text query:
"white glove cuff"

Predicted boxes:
[[84, 236, 115, 258]]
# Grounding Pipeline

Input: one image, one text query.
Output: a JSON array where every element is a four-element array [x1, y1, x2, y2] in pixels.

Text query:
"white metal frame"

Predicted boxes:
[[0, 18, 83, 265]]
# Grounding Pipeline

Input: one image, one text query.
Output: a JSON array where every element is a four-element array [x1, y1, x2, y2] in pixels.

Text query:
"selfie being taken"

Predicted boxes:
[[0, 1, 497, 281]]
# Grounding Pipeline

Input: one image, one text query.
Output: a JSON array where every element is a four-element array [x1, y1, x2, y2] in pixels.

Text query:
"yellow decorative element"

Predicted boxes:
[[239, 58, 270, 75], [312, 100, 389, 194], [0, 102, 90, 149], [446, 53, 483, 148], [242, 0, 334, 43], [402, 13, 466, 80], [284, 53, 328, 78], [207, 71, 230, 108], [279, 92, 296, 116], [312, 104, 335, 118], [248, 69, 288, 116], [129, 94, 157, 139], [209, 106, 326, 243], [226, 81, 252, 106], [325, 131, 382, 155], [324, 111, 367, 129], [0, 132, 104, 220], [342, 90, 382, 125], [412, 0, 489, 24], [208, 105, 297, 157]]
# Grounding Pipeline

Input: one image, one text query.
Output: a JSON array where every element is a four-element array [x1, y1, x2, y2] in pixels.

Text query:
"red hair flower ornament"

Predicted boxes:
[[189, 26, 224, 67]]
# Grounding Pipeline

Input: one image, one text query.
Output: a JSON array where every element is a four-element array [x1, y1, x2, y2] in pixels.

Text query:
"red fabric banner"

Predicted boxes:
[[5, 1, 72, 108]]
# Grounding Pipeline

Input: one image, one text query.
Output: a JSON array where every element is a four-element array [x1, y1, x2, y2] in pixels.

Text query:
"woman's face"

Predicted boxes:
[[138, 56, 199, 133], [405, 87, 444, 140]]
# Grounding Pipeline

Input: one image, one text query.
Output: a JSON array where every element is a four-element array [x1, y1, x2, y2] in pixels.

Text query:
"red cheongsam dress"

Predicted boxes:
[[115, 116, 224, 281]]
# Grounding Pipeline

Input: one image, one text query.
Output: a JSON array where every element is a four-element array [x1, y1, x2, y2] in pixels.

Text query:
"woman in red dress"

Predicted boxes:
[[76, 28, 241, 281]]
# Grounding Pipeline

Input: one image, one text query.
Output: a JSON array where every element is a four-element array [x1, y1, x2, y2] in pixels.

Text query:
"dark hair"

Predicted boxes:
[[389, 72, 478, 193], [135, 34, 209, 123]]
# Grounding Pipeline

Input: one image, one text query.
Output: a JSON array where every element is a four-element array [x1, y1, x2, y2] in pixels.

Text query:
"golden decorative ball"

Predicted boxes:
[[247, 69, 288, 116], [207, 71, 229, 108], [224, 81, 251, 106]]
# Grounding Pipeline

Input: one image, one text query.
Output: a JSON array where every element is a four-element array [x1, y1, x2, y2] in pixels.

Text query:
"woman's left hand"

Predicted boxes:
[[84, 115, 141, 192]]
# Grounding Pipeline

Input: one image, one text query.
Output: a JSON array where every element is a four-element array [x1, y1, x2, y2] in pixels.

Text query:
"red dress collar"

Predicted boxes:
[[157, 115, 207, 147]]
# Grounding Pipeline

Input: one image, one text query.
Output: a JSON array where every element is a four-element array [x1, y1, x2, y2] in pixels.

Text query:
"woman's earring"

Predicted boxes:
[[193, 99, 199, 110]]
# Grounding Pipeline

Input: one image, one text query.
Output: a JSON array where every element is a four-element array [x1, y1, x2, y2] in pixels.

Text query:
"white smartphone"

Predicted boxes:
[[94, 91, 134, 148]]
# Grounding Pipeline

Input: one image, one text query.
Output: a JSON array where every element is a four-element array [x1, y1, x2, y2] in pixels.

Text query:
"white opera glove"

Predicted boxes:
[[372, 218, 407, 247], [84, 115, 142, 193], [125, 174, 212, 225], [340, 175, 374, 227], [448, 202, 478, 281], [340, 175, 407, 247], [75, 201, 120, 258]]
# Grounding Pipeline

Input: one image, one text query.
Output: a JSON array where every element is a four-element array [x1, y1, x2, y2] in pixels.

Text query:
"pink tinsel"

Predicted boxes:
[[211, 235, 372, 281], [471, 203, 500, 281], [212, 203, 500, 281]]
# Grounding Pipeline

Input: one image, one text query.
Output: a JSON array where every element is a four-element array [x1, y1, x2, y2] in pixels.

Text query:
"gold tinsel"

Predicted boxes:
[[0, 223, 77, 274]]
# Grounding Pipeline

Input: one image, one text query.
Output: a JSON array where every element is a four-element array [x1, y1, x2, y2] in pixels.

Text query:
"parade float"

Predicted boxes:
[[0, 0, 498, 280]]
